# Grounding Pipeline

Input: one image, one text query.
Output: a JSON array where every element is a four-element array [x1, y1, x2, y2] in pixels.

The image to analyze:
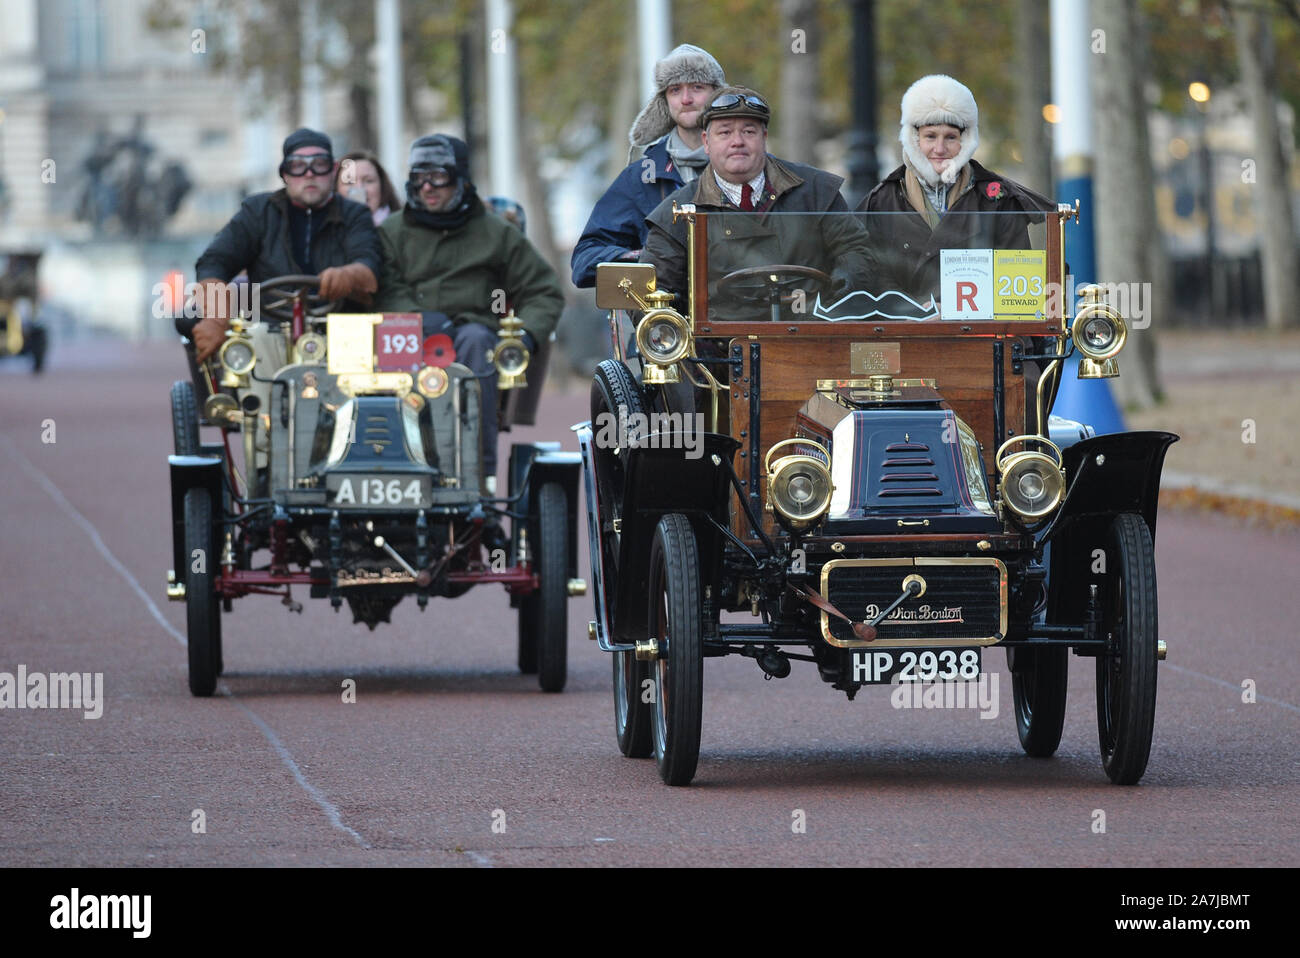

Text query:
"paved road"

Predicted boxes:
[[1, 342, 1297, 868]]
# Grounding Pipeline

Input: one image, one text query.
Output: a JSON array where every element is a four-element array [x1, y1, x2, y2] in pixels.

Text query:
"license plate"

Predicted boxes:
[[326, 474, 432, 509], [849, 648, 982, 685]]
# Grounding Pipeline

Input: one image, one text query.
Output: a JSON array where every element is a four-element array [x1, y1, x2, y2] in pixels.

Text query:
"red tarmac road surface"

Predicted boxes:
[[1, 342, 1297, 867]]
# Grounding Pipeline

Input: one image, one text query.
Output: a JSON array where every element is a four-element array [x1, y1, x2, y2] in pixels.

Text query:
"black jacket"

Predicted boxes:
[[857, 160, 1055, 302], [195, 188, 381, 284]]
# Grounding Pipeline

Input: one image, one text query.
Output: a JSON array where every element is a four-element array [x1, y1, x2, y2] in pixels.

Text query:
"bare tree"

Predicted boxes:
[[1090, 0, 1165, 407], [779, 0, 819, 164], [1231, 0, 1297, 330]]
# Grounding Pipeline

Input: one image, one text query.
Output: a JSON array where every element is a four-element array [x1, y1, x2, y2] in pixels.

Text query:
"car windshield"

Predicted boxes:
[[688, 210, 1054, 325]]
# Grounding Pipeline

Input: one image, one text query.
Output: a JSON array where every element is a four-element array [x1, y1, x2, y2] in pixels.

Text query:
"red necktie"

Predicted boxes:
[[739, 183, 754, 211]]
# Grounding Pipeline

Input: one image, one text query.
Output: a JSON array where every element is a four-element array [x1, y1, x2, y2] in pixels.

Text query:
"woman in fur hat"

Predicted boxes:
[[858, 74, 1053, 302]]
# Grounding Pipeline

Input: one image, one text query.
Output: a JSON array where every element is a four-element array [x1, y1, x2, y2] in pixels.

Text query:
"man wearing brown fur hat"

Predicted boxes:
[[569, 44, 725, 288]]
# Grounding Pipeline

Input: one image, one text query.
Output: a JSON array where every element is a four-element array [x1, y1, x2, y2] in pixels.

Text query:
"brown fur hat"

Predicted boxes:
[[628, 44, 726, 148]]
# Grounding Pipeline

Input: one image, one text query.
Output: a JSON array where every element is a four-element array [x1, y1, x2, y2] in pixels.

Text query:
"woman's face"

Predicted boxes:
[[917, 124, 962, 175], [338, 158, 382, 212]]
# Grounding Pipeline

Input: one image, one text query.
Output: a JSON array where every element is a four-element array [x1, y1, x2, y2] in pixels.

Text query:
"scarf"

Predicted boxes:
[[903, 163, 971, 230], [666, 130, 709, 184], [403, 180, 483, 231]]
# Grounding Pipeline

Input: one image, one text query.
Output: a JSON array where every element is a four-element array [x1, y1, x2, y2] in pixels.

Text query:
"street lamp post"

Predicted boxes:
[[1189, 80, 1217, 325]]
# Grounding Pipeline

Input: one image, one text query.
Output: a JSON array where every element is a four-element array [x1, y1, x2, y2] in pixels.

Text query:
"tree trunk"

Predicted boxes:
[[779, 0, 819, 164], [1232, 1, 1297, 330], [1090, 0, 1163, 408], [1014, 0, 1051, 194]]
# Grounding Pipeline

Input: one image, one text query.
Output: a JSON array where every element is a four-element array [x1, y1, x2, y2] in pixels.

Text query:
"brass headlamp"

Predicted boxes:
[[1073, 284, 1127, 379], [491, 312, 530, 390], [634, 303, 691, 385], [764, 439, 833, 531], [996, 435, 1065, 524], [218, 326, 257, 388]]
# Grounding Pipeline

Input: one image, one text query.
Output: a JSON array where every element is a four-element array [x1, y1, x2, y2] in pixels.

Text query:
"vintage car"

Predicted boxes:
[[581, 205, 1177, 786], [167, 275, 582, 696], [0, 250, 49, 373]]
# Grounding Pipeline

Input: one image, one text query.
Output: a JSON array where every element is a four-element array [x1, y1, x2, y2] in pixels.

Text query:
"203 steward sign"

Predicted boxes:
[[940, 249, 1046, 320]]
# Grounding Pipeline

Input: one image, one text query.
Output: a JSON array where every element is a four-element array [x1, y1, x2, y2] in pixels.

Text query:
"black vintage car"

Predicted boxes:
[[580, 206, 1177, 785], [167, 275, 583, 696], [0, 251, 49, 373]]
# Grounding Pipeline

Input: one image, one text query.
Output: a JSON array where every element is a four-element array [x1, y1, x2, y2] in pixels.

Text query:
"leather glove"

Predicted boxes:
[[192, 278, 232, 362], [318, 263, 377, 302], [829, 267, 856, 300]]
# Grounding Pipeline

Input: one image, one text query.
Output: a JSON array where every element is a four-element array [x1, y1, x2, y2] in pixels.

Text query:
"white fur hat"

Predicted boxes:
[[899, 74, 979, 187], [628, 44, 726, 148]]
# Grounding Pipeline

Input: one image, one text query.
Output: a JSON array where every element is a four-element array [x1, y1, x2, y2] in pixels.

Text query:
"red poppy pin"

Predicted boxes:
[[985, 181, 1004, 200]]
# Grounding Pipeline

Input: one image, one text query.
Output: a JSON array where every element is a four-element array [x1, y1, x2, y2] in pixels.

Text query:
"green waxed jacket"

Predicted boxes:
[[375, 205, 564, 342]]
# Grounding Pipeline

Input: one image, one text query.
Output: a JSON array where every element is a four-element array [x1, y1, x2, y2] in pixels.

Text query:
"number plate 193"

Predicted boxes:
[[850, 648, 981, 685], [327, 474, 432, 509]]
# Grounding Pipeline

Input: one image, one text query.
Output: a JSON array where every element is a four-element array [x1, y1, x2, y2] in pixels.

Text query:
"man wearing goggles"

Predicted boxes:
[[376, 134, 562, 488], [642, 84, 872, 317], [191, 127, 381, 361]]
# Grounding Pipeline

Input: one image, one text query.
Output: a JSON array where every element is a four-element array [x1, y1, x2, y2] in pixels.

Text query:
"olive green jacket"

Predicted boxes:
[[376, 205, 563, 342]]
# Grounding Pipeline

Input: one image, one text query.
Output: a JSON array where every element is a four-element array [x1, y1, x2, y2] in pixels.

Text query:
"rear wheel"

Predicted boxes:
[[171, 380, 200, 456], [1096, 513, 1159, 785], [184, 487, 221, 696], [592, 361, 652, 753], [1011, 644, 1068, 757], [648, 514, 703, 786], [533, 482, 568, 693]]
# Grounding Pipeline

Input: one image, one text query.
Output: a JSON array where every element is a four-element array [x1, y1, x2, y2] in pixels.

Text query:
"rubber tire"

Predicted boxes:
[[1011, 645, 1068, 757], [533, 482, 569, 693], [613, 649, 652, 758], [592, 361, 653, 752], [648, 514, 704, 786], [517, 606, 539, 674], [184, 487, 221, 697], [171, 380, 201, 456], [1096, 513, 1159, 785]]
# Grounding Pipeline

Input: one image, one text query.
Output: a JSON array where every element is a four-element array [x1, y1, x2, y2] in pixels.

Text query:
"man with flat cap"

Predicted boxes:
[[191, 127, 381, 361], [642, 85, 872, 320]]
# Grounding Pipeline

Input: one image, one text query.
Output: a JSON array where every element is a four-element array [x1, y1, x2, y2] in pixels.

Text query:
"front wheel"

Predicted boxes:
[[648, 514, 703, 785], [171, 380, 200, 456], [184, 487, 221, 696], [1096, 513, 1159, 785], [1011, 645, 1068, 757]]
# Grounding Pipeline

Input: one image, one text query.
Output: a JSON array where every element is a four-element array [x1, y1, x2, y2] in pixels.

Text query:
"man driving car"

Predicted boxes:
[[641, 86, 872, 320], [191, 127, 381, 361]]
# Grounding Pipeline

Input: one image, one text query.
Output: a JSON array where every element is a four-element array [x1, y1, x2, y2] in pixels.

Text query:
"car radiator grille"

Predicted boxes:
[[822, 560, 1005, 645]]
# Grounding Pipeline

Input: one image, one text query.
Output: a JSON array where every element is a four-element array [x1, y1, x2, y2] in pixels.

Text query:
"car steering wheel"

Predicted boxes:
[[256, 274, 341, 324], [715, 265, 832, 315]]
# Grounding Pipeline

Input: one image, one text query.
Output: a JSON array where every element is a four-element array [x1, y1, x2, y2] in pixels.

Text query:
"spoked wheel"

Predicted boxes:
[[531, 482, 568, 693], [1096, 513, 1159, 785], [648, 514, 703, 786], [1010, 644, 1068, 757], [171, 380, 200, 456], [592, 360, 652, 756], [184, 486, 221, 696]]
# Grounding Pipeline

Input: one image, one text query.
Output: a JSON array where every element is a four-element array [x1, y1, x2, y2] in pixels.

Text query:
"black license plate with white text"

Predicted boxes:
[[849, 647, 982, 685], [326, 474, 433, 509]]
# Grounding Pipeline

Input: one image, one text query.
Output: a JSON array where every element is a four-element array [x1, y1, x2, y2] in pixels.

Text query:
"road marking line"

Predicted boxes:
[[465, 850, 493, 867], [5, 437, 371, 849], [1164, 663, 1300, 714]]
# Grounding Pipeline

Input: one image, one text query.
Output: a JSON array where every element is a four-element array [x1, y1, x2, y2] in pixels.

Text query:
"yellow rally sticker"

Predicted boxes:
[[993, 250, 1047, 318], [326, 314, 382, 374]]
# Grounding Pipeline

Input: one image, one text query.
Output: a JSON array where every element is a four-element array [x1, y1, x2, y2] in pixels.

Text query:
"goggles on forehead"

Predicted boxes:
[[280, 154, 334, 177], [410, 169, 456, 189], [708, 93, 770, 116]]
